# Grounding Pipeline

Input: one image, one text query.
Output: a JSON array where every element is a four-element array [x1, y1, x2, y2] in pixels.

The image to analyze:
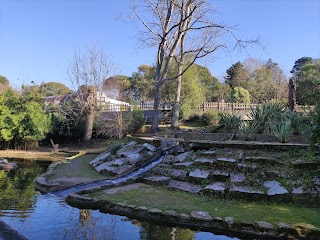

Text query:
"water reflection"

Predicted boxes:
[[0, 159, 239, 240]]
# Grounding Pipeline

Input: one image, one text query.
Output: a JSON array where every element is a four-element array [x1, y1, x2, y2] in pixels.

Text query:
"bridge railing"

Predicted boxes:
[[99, 101, 315, 113]]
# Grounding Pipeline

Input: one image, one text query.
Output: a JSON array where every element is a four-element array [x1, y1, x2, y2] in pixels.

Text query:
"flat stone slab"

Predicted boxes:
[[142, 143, 157, 152], [229, 186, 264, 196], [189, 169, 210, 183], [211, 170, 230, 182], [110, 165, 134, 175], [168, 180, 202, 193], [264, 180, 288, 196], [190, 211, 213, 221], [95, 161, 113, 173], [170, 169, 188, 181], [143, 176, 171, 186], [117, 146, 145, 157], [110, 158, 129, 166], [201, 182, 226, 196], [292, 159, 320, 169], [172, 162, 193, 169], [103, 183, 147, 195], [194, 158, 215, 167], [216, 157, 237, 163], [89, 152, 111, 167], [176, 151, 193, 162], [230, 173, 245, 183], [127, 153, 144, 164]]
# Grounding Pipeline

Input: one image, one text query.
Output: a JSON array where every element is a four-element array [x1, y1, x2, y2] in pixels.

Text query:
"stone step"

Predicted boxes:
[[211, 170, 230, 182], [244, 156, 282, 166], [193, 158, 215, 167], [228, 185, 265, 200], [188, 169, 210, 184], [168, 180, 202, 193], [143, 176, 171, 186], [172, 162, 193, 170], [201, 182, 226, 197], [215, 157, 237, 169]]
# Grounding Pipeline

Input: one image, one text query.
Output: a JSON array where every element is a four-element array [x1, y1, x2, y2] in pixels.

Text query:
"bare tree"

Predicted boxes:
[[68, 46, 113, 142], [133, 0, 257, 132]]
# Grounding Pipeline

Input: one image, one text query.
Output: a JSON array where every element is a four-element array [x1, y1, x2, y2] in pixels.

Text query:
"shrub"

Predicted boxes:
[[220, 113, 242, 132], [249, 101, 286, 134], [238, 121, 256, 141], [271, 121, 292, 143], [201, 110, 222, 126], [310, 101, 320, 146]]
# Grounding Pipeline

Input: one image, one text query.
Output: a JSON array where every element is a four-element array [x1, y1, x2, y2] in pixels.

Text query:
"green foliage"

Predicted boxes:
[[249, 101, 286, 134], [232, 86, 250, 103], [201, 110, 221, 126], [285, 111, 310, 135], [127, 110, 146, 134], [220, 113, 242, 132], [0, 75, 9, 86], [225, 61, 250, 88], [310, 100, 320, 145], [0, 88, 51, 149], [40, 82, 73, 96], [238, 121, 256, 141], [271, 121, 292, 143], [296, 61, 320, 105]]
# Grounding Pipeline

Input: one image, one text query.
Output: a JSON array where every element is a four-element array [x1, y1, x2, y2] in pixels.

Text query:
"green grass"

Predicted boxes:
[[47, 154, 107, 180], [90, 185, 320, 229]]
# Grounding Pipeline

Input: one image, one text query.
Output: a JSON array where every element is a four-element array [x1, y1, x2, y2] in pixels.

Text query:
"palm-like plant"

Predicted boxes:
[[271, 121, 292, 143]]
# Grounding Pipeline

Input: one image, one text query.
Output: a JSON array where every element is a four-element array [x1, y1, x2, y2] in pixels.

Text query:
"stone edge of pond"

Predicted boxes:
[[0, 219, 28, 240], [66, 193, 320, 240]]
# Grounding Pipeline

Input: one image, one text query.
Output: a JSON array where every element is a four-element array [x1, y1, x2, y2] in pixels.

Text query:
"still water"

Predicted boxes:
[[0, 159, 239, 240]]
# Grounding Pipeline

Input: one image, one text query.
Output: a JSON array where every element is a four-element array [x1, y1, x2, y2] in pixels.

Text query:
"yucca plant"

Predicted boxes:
[[249, 101, 287, 134], [238, 121, 257, 141], [220, 113, 242, 132], [284, 111, 309, 135], [271, 121, 292, 143]]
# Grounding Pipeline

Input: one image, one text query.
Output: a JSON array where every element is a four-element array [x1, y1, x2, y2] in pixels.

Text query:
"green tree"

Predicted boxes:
[[0, 75, 10, 94], [296, 61, 320, 105], [0, 88, 51, 149], [103, 75, 132, 102], [290, 57, 313, 76], [232, 86, 250, 103], [40, 82, 73, 96], [225, 62, 250, 88]]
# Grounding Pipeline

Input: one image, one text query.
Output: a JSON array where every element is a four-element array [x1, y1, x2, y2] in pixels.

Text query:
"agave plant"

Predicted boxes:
[[271, 121, 292, 143], [249, 101, 287, 134], [284, 111, 310, 135]]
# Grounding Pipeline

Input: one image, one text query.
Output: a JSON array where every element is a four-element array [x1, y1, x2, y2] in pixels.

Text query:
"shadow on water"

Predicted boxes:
[[0, 158, 239, 240]]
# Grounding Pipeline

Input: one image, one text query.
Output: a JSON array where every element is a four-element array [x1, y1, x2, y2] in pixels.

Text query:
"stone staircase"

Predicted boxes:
[[141, 148, 320, 206]]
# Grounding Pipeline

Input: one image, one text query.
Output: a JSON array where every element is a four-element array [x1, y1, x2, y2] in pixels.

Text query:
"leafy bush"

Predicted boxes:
[[310, 101, 320, 146], [201, 110, 222, 126], [220, 113, 242, 132], [284, 111, 309, 135]]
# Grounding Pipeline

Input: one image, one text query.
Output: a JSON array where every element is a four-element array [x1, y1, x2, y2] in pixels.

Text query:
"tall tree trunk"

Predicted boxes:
[[288, 78, 296, 111], [171, 63, 183, 129], [83, 87, 97, 143], [151, 80, 162, 133]]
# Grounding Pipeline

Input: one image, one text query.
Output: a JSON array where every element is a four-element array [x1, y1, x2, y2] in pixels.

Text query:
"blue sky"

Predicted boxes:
[[0, 0, 319, 90]]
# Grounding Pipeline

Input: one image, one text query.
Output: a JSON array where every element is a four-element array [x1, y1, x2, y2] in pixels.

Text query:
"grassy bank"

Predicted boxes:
[[90, 185, 320, 229]]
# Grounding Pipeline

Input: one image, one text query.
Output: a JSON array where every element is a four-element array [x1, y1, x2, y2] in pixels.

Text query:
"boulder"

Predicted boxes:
[[168, 180, 202, 193]]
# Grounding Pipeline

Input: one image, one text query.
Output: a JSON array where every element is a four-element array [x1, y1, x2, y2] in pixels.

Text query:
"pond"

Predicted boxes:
[[0, 159, 240, 240]]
